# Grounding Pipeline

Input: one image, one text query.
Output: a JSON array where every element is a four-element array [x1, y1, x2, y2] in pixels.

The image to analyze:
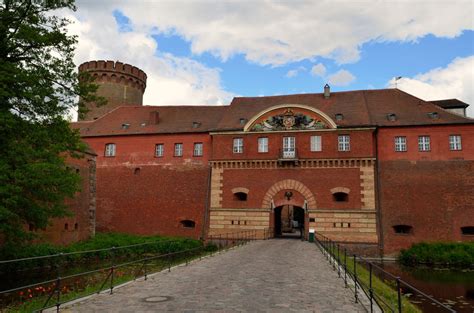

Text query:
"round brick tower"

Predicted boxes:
[[78, 60, 147, 121]]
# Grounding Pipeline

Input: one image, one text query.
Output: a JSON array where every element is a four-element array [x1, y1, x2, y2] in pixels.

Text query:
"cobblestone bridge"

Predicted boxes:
[[64, 239, 364, 312]]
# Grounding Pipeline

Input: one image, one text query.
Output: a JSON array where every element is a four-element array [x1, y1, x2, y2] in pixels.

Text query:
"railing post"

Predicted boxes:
[[337, 244, 341, 277], [397, 277, 402, 313], [353, 255, 358, 303], [344, 248, 347, 288], [332, 241, 336, 271], [55, 252, 63, 312], [144, 258, 148, 281], [369, 262, 373, 313], [110, 246, 115, 294]]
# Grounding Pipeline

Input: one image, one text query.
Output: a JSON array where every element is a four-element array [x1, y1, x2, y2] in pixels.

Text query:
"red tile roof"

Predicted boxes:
[[72, 89, 473, 137]]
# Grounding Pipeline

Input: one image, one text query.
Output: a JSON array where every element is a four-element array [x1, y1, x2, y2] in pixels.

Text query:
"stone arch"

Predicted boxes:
[[261, 179, 316, 209], [231, 187, 249, 194], [243, 103, 337, 131], [330, 187, 350, 194]]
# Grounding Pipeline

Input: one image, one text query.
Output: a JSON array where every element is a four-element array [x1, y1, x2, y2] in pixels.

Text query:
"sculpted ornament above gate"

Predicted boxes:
[[251, 108, 328, 131]]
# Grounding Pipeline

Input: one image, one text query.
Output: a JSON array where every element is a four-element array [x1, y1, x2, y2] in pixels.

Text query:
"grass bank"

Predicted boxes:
[[399, 242, 474, 268]]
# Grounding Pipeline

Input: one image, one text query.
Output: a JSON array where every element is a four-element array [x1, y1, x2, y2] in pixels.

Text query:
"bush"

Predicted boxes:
[[399, 242, 474, 268], [0, 233, 203, 272]]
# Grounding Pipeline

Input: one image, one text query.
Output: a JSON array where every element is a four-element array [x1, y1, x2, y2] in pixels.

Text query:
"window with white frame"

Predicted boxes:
[[174, 143, 183, 156], [449, 135, 462, 151], [338, 135, 350, 151], [193, 142, 203, 156], [155, 144, 164, 157], [394, 136, 407, 152], [310, 135, 322, 152], [258, 137, 268, 153], [104, 143, 116, 157], [233, 138, 243, 153], [418, 136, 430, 151]]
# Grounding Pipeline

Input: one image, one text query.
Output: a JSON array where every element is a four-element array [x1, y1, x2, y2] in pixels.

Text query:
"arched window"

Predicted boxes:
[[333, 192, 348, 202], [232, 187, 249, 201], [393, 225, 413, 234], [134, 168, 141, 175], [461, 226, 474, 235], [64, 223, 69, 230], [330, 187, 350, 202], [234, 192, 247, 201], [180, 220, 196, 228]]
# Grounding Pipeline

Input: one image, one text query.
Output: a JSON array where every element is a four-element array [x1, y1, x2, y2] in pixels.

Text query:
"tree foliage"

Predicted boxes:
[[0, 0, 101, 243]]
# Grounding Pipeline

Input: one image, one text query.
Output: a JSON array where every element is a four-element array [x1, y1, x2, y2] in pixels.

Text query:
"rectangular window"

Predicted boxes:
[[155, 144, 164, 157], [338, 135, 350, 151], [174, 143, 183, 156], [394, 136, 407, 152], [418, 136, 431, 152], [310, 136, 322, 152], [449, 135, 462, 151], [233, 138, 243, 153], [193, 142, 203, 156], [258, 137, 268, 153], [104, 143, 116, 157]]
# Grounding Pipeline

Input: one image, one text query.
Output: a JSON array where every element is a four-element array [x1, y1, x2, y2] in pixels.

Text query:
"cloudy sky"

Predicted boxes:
[[69, 0, 474, 117]]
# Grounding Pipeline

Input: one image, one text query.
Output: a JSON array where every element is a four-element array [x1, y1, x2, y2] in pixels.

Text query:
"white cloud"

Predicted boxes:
[[286, 69, 299, 78], [311, 63, 326, 77], [65, 4, 234, 120], [74, 0, 472, 66], [388, 56, 474, 117], [327, 70, 356, 86]]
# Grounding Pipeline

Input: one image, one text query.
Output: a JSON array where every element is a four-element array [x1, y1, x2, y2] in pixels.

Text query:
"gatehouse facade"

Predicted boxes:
[[72, 60, 474, 255]]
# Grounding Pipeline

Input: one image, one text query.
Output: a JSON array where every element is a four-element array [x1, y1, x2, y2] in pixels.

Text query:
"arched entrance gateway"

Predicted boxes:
[[262, 179, 317, 239]]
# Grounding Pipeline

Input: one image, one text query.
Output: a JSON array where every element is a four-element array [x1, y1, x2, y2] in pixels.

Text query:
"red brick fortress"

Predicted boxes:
[[73, 60, 474, 255]]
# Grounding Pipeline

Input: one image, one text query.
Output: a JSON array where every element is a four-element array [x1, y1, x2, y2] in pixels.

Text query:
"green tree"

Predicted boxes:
[[0, 0, 101, 243]]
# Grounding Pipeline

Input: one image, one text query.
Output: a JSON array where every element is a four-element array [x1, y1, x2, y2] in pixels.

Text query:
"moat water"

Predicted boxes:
[[378, 262, 474, 312]]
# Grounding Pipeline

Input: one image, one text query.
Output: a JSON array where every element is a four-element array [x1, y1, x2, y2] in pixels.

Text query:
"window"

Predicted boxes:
[[333, 192, 348, 202], [394, 136, 407, 152], [338, 135, 350, 151], [174, 143, 183, 157], [449, 135, 462, 151], [74, 223, 79, 230], [104, 143, 116, 157], [194, 142, 203, 156], [180, 220, 196, 228], [155, 144, 164, 157], [418, 136, 430, 151], [393, 225, 413, 234], [258, 137, 268, 153], [64, 223, 69, 230], [134, 168, 140, 175], [461, 226, 474, 235], [310, 136, 322, 152], [233, 138, 243, 153], [234, 192, 248, 201]]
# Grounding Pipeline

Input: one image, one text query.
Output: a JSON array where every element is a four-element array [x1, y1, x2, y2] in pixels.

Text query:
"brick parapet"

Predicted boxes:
[[79, 60, 147, 92]]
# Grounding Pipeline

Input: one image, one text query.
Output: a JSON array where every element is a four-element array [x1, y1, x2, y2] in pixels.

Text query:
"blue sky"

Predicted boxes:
[[73, 1, 474, 116]]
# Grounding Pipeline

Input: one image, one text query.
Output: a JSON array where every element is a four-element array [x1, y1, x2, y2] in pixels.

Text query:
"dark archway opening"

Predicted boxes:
[[274, 205, 305, 239]]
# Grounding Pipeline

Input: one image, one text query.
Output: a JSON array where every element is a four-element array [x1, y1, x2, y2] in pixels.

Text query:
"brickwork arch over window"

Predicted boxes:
[[261, 179, 316, 209], [330, 187, 350, 195], [393, 225, 413, 234], [180, 220, 196, 228], [232, 187, 249, 201]]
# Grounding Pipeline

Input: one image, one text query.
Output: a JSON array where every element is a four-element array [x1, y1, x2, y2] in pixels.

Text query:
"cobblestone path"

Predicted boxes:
[[67, 239, 364, 312]]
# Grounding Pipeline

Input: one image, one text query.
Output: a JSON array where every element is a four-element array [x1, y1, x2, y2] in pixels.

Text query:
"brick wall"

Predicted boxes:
[[379, 160, 474, 255], [38, 153, 96, 245], [95, 163, 210, 239]]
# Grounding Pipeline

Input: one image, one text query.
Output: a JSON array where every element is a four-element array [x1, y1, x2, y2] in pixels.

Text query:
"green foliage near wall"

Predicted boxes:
[[399, 242, 474, 268], [0, 0, 104, 243], [0, 232, 203, 272]]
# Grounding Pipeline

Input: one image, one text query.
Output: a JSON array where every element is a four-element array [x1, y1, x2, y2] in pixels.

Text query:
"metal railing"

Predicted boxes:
[[0, 230, 262, 312], [314, 232, 456, 313]]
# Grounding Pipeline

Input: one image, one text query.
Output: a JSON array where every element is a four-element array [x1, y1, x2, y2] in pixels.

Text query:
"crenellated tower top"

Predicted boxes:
[[78, 60, 147, 121]]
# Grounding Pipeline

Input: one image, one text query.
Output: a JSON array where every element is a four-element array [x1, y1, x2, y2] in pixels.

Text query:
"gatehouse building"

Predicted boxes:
[[72, 60, 474, 255]]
